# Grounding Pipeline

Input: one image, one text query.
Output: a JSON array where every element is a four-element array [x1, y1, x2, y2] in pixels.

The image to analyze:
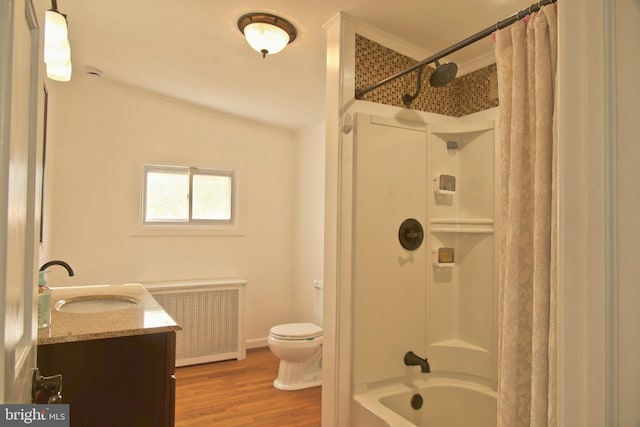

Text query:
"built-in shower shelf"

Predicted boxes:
[[430, 121, 494, 147], [430, 338, 490, 354], [430, 227, 493, 234], [430, 218, 494, 234], [433, 262, 455, 268]]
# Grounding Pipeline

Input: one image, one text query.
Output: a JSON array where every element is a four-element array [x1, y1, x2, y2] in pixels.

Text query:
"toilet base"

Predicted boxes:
[[273, 349, 322, 391], [273, 363, 322, 391]]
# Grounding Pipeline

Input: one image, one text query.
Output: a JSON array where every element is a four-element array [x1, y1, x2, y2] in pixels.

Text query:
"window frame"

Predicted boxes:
[[135, 163, 244, 236], [188, 167, 234, 224]]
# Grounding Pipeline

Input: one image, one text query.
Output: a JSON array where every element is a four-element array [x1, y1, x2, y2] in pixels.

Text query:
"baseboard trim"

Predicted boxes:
[[246, 338, 268, 349]]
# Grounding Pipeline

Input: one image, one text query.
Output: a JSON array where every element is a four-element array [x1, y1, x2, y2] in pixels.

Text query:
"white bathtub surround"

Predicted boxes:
[[495, 5, 558, 427], [353, 376, 497, 427], [344, 110, 499, 425]]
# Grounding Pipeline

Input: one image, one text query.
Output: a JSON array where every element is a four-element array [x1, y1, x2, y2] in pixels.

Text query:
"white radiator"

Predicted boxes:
[[144, 279, 247, 367]]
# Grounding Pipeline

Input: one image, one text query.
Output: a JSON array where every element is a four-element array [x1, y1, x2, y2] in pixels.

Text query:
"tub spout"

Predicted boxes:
[[404, 351, 430, 373]]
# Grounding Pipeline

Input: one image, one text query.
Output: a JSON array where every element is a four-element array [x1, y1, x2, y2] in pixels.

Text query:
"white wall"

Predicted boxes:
[[546, 0, 640, 425], [41, 73, 318, 344], [614, 0, 640, 424], [292, 123, 325, 322]]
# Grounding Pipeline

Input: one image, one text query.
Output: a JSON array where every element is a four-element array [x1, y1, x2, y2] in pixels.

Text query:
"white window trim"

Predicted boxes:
[[132, 162, 245, 237]]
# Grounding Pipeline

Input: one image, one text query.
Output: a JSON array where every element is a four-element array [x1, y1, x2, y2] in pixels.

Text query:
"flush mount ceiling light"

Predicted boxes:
[[237, 13, 297, 58], [44, 0, 72, 81]]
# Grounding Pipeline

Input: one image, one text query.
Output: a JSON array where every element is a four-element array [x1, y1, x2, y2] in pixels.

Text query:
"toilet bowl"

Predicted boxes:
[[268, 322, 323, 391], [268, 280, 324, 391]]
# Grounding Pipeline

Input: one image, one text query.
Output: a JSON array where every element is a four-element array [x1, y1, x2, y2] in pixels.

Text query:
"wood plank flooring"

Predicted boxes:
[[175, 347, 322, 427]]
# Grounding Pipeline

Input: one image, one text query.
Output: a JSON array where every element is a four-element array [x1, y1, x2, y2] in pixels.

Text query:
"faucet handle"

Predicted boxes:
[[32, 369, 63, 404]]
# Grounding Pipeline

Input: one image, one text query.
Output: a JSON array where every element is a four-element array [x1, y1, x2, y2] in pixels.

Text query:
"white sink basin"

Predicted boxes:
[[55, 295, 138, 313]]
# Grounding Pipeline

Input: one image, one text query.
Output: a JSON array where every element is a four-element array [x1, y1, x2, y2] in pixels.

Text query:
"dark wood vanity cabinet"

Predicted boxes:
[[37, 331, 176, 427]]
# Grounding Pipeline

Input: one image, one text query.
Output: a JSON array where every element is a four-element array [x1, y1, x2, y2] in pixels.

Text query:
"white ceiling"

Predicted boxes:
[[59, 0, 534, 132]]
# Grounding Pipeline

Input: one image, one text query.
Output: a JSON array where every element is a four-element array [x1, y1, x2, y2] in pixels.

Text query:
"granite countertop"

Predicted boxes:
[[38, 283, 181, 345]]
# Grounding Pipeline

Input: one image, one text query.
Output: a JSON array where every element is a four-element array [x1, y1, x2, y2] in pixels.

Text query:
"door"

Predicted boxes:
[[0, 0, 43, 402]]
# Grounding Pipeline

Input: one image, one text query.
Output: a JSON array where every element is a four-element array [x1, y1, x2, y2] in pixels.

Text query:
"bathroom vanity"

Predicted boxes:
[[37, 284, 181, 427]]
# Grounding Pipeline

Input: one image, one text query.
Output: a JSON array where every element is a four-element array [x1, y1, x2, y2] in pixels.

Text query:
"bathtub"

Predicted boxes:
[[352, 377, 497, 427]]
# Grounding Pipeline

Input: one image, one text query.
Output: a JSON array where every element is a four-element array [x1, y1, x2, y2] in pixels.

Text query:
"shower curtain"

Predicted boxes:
[[494, 5, 557, 427]]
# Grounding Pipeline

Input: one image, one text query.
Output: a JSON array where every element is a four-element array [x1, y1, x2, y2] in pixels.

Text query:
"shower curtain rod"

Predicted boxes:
[[355, 0, 558, 99]]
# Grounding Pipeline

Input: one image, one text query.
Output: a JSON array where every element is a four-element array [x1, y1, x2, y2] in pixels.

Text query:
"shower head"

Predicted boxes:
[[401, 59, 458, 107], [430, 60, 458, 87]]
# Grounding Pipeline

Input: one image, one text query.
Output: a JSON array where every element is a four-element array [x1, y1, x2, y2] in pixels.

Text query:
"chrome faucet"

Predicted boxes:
[[39, 260, 74, 277], [404, 351, 430, 373]]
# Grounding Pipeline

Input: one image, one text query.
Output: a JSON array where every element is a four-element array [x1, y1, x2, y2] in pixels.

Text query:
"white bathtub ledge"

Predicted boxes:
[[353, 383, 418, 427], [352, 377, 497, 427]]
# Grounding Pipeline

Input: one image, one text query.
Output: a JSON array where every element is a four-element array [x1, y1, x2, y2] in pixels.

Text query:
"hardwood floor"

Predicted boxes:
[[175, 347, 322, 427]]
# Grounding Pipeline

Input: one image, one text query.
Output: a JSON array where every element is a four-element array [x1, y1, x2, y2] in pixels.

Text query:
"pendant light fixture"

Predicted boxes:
[[237, 13, 297, 58], [44, 0, 72, 81]]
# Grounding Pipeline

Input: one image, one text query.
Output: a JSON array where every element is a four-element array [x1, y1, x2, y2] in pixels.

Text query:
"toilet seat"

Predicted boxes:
[[270, 322, 323, 340]]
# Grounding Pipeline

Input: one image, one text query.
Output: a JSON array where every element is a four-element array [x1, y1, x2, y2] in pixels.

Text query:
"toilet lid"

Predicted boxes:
[[270, 322, 323, 339]]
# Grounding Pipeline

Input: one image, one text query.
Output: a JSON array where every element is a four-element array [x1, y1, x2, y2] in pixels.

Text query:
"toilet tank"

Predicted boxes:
[[313, 280, 324, 326]]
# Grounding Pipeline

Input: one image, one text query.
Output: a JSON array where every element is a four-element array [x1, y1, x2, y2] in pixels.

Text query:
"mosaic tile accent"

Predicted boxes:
[[355, 34, 499, 116]]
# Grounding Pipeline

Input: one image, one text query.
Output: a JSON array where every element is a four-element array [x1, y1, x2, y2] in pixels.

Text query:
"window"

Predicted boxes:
[[143, 165, 235, 225]]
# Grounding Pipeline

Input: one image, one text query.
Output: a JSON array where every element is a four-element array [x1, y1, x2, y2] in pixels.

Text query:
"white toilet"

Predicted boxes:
[[267, 280, 323, 391]]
